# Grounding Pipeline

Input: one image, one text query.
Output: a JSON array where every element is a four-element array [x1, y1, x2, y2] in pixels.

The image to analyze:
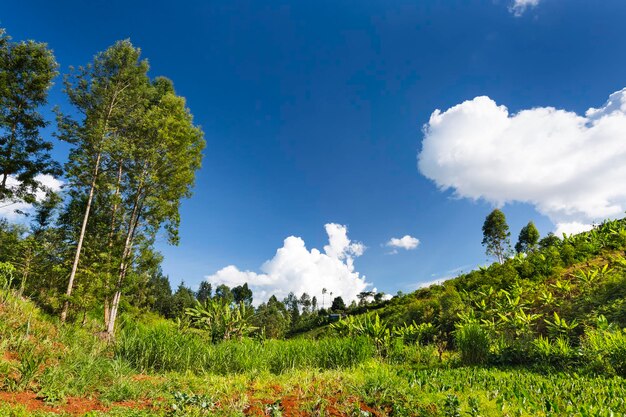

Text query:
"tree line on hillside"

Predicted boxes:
[[368, 216, 626, 367], [0, 27, 205, 335], [482, 208, 543, 264], [143, 279, 389, 339], [0, 20, 389, 340]]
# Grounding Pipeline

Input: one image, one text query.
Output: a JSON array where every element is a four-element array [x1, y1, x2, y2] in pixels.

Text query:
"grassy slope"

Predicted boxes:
[[2, 292, 626, 416], [325, 219, 626, 337], [2, 220, 626, 415]]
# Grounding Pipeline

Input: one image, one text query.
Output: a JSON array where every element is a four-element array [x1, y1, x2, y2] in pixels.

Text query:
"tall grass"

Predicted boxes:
[[115, 321, 375, 374], [454, 322, 490, 365]]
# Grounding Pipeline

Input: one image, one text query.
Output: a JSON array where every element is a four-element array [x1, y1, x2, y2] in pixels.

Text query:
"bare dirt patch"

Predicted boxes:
[[0, 391, 154, 415]]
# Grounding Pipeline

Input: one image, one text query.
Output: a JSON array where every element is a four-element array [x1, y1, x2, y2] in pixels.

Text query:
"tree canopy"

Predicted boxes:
[[0, 28, 60, 205], [482, 209, 511, 264]]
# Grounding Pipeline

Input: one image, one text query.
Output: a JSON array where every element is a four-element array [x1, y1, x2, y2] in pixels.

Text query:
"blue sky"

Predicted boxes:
[[3, 1, 626, 302]]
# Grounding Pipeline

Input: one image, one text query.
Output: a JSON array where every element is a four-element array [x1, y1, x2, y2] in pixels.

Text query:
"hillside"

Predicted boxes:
[[302, 219, 626, 372], [2, 284, 626, 416], [2, 219, 626, 416]]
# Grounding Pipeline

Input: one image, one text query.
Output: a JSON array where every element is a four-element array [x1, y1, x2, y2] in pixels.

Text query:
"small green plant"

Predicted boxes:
[[169, 391, 214, 416], [455, 322, 490, 365], [443, 394, 461, 417], [266, 400, 283, 417], [185, 299, 257, 342], [544, 312, 578, 339], [0, 262, 16, 302], [466, 396, 481, 417], [17, 349, 44, 389]]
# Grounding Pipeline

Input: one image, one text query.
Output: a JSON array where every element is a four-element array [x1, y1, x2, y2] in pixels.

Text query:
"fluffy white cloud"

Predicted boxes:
[[386, 235, 420, 253], [509, 0, 541, 16], [418, 88, 626, 235], [554, 222, 594, 237], [205, 223, 371, 306], [0, 174, 63, 220]]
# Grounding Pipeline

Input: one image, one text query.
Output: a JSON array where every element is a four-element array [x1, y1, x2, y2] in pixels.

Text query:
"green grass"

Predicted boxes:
[[115, 320, 376, 374], [3, 289, 626, 416]]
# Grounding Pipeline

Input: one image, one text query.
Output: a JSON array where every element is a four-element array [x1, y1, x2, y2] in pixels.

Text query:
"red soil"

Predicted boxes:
[[243, 392, 380, 417], [0, 391, 153, 415], [2, 351, 19, 362]]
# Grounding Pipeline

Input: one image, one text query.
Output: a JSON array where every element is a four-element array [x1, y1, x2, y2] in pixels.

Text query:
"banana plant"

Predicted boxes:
[[544, 312, 578, 340], [185, 299, 257, 342]]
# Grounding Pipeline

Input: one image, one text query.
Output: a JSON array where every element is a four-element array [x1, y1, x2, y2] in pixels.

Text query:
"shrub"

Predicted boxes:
[[531, 336, 578, 368], [454, 322, 489, 365], [581, 327, 626, 376]]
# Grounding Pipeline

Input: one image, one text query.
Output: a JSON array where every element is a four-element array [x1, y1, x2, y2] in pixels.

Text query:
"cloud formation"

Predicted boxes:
[[0, 174, 63, 220], [418, 88, 626, 236], [509, 0, 541, 16], [205, 224, 371, 306], [386, 235, 420, 254]]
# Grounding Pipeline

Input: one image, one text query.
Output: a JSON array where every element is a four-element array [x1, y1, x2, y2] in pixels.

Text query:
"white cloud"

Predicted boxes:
[[509, 0, 541, 16], [418, 88, 626, 235], [0, 174, 63, 220], [386, 235, 420, 254], [554, 221, 594, 237], [205, 223, 371, 306]]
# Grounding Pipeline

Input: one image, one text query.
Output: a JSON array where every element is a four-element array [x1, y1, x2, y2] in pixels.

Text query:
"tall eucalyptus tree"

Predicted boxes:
[[57, 40, 149, 322], [105, 77, 204, 335]]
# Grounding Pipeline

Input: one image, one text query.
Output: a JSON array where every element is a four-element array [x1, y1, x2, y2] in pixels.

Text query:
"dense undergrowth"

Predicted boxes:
[[2, 218, 626, 415]]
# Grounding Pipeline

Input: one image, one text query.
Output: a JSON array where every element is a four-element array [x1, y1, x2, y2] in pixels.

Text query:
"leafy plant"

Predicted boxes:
[[185, 299, 257, 342], [455, 322, 489, 365], [544, 312, 578, 340], [169, 391, 214, 416], [443, 394, 461, 417]]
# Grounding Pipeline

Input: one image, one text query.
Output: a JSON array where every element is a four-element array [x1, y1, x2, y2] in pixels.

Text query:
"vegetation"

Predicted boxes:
[[482, 208, 511, 264], [2, 25, 626, 416], [0, 27, 60, 203]]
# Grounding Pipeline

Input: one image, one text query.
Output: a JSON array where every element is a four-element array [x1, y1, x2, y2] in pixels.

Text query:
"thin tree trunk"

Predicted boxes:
[[1, 114, 19, 189], [60, 151, 102, 323], [60, 85, 121, 323], [19, 247, 32, 297], [103, 162, 123, 330], [104, 298, 110, 329], [106, 185, 145, 336]]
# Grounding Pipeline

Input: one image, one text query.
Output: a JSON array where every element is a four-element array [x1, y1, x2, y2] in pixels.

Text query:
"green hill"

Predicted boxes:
[[318, 218, 626, 371]]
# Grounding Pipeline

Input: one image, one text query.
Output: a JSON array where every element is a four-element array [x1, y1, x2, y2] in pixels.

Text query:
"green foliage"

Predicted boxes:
[[0, 27, 60, 204], [331, 313, 391, 354], [481, 209, 511, 264], [231, 283, 252, 306], [331, 296, 346, 311], [454, 322, 490, 365], [251, 295, 291, 339], [0, 261, 16, 289], [515, 221, 540, 254], [544, 312, 579, 340], [185, 299, 256, 342], [443, 394, 461, 417], [393, 321, 435, 344], [115, 320, 375, 374], [169, 391, 214, 416], [581, 323, 626, 377]]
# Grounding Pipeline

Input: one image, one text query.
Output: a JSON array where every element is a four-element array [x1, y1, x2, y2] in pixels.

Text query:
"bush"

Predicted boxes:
[[581, 327, 626, 376], [454, 323, 489, 365], [531, 336, 578, 368]]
